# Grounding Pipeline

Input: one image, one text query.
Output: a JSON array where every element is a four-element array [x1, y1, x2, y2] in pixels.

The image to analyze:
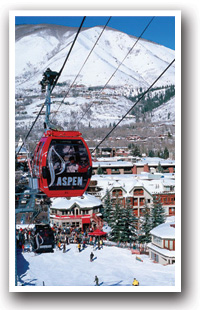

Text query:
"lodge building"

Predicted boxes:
[[148, 220, 175, 265], [49, 194, 103, 231], [87, 174, 175, 218]]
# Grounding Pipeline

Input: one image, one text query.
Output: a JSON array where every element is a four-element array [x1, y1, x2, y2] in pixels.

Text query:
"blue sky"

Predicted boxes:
[[15, 15, 175, 50]]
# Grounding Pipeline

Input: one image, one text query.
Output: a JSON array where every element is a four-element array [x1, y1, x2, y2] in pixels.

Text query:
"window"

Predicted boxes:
[[169, 240, 173, 250], [165, 240, 169, 248], [33, 141, 44, 177], [134, 198, 138, 206], [153, 236, 162, 247], [46, 139, 90, 190], [112, 189, 123, 197]]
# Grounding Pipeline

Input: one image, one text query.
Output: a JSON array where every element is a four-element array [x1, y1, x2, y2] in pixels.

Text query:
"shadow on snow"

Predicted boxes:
[[17, 249, 37, 286]]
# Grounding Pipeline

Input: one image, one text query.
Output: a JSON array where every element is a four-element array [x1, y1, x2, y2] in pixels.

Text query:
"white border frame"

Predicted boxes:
[[9, 9, 181, 293]]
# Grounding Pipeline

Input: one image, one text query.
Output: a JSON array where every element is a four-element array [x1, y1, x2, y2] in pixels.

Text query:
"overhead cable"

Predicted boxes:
[[50, 16, 86, 93], [16, 17, 86, 155], [77, 16, 155, 126], [51, 16, 112, 119]]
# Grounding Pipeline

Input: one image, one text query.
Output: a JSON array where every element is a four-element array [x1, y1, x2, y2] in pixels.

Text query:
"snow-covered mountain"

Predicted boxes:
[[15, 24, 175, 131], [15, 24, 175, 92]]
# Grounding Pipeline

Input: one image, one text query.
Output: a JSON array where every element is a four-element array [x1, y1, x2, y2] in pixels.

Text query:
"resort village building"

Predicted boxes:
[[87, 171, 175, 217], [148, 218, 175, 265], [49, 193, 103, 231]]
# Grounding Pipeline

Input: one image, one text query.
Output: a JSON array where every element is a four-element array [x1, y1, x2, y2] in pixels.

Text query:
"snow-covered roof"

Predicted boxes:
[[50, 193, 102, 210], [91, 174, 144, 198], [136, 157, 175, 166], [91, 174, 175, 199], [147, 243, 175, 258], [92, 157, 175, 167], [150, 222, 175, 239], [93, 160, 133, 168]]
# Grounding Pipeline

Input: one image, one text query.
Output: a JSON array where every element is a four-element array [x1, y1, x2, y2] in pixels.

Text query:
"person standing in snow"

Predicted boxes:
[[63, 243, 66, 253], [90, 252, 94, 262], [78, 243, 81, 252], [94, 275, 99, 286], [100, 239, 103, 249], [82, 239, 86, 250], [132, 278, 139, 286], [58, 241, 61, 250]]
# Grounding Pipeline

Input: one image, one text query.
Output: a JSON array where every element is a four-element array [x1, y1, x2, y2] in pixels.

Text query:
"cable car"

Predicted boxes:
[[31, 223, 54, 253], [32, 130, 92, 197]]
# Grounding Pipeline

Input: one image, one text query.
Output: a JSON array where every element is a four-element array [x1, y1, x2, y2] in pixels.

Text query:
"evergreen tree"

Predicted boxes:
[[130, 144, 141, 157], [120, 198, 138, 243], [148, 149, 155, 157], [157, 161, 163, 173], [109, 197, 138, 243], [103, 189, 113, 226], [109, 196, 124, 242], [151, 195, 165, 229], [163, 147, 169, 159], [138, 201, 152, 244]]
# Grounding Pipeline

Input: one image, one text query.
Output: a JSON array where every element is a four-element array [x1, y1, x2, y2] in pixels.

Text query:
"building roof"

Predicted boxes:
[[136, 157, 175, 167], [93, 157, 175, 168], [50, 193, 102, 210], [93, 161, 133, 168], [147, 243, 175, 258], [150, 221, 175, 239], [91, 174, 175, 199]]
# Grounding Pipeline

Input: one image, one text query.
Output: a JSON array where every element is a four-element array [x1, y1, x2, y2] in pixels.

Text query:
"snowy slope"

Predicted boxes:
[[16, 94, 175, 129], [15, 24, 175, 91], [148, 97, 175, 123], [17, 243, 175, 288]]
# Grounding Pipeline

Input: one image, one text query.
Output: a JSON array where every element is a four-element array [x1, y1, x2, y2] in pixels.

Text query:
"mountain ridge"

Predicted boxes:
[[15, 24, 175, 92]]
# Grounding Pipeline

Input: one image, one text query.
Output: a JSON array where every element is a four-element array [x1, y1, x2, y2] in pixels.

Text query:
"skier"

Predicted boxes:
[[57, 241, 61, 250], [63, 243, 66, 253], [82, 239, 86, 250], [132, 278, 139, 286], [90, 252, 94, 262], [94, 275, 99, 286], [78, 243, 81, 252]]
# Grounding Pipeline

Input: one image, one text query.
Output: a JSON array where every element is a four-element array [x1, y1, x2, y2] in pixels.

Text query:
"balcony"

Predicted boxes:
[[134, 189, 144, 196]]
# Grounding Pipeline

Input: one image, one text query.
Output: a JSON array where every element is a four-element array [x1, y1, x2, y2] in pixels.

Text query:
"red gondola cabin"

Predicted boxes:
[[32, 130, 92, 197]]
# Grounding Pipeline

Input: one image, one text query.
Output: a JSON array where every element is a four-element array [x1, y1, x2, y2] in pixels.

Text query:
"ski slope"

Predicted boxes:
[[17, 243, 175, 290]]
